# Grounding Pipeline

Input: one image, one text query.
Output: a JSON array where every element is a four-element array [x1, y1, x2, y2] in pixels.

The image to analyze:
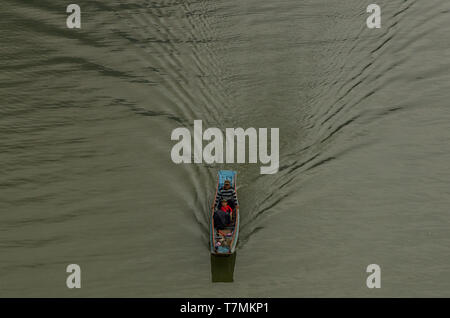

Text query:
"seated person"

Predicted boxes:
[[213, 199, 232, 229], [219, 199, 233, 221], [213, 179, 239, 211]]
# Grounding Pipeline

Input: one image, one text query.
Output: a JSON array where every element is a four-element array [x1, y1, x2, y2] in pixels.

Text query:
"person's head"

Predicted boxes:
[[224, 180, 231, 189], [221, 199, 228, 207]]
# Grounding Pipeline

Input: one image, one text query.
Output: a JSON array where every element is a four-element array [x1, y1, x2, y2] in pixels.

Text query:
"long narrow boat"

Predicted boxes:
[[210, 170, 240, 255]]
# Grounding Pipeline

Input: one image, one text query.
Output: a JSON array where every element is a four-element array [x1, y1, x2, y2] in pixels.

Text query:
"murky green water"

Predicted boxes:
[[1, 0, 450, 297]]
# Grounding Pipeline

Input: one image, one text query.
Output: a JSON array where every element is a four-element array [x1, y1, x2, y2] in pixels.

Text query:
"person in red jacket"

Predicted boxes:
[[219, 199, 233, 222], [214, 199, 233, 229]]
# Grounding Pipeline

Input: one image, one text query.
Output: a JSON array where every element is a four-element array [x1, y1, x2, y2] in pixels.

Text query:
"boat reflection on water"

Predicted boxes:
[[210, 253, 236, 282]]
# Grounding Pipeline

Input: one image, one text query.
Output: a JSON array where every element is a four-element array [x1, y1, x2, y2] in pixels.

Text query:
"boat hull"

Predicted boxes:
[[210, 170, 240, 255]]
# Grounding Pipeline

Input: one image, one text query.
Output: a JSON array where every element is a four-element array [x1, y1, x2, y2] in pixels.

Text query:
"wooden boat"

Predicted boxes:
[[210, 170, 240, 255]]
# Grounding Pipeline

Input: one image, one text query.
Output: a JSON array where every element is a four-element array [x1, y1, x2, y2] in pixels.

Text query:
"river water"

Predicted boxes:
[[1, 0, 450, 297]]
